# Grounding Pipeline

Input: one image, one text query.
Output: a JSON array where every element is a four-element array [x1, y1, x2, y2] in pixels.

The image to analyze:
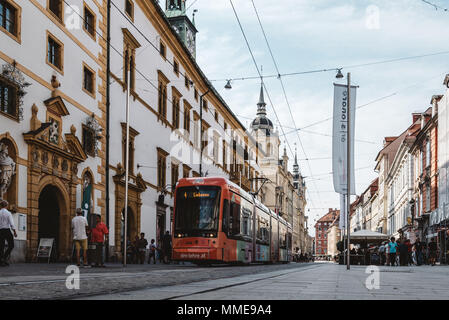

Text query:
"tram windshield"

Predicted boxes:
[[175, 186, 221, 233]]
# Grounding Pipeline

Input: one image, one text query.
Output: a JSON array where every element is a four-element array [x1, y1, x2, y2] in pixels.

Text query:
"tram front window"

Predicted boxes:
[[175, 186, 221, 236]]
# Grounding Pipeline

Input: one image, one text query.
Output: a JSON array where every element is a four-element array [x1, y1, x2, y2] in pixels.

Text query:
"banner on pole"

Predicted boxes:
[[332, 83, 357, 195]]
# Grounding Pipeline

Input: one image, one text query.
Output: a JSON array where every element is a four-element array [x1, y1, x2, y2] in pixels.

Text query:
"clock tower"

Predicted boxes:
[[165, 0, 198, 58]]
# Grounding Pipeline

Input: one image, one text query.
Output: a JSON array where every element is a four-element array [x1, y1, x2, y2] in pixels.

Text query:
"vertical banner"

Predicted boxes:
[[82, 184, 92, 219], [332, 83, 357, 195], [339, 193, 346, 230]]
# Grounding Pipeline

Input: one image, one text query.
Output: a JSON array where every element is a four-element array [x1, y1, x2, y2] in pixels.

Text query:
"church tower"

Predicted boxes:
[[165, 0, 198, 58], [250, 80, 279, 162]]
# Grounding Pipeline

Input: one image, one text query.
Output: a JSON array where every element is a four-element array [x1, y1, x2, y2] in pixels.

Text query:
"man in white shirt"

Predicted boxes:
[[72, 208, 89, 267], [0, 200, 17, 267]]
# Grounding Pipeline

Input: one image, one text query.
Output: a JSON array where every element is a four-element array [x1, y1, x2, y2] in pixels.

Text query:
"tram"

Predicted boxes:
[[172, 177, 292, 264]]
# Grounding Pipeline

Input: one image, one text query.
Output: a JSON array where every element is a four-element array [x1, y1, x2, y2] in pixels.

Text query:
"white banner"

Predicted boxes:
[[332, 83, 356, 195], [339, 193, 346, 230]]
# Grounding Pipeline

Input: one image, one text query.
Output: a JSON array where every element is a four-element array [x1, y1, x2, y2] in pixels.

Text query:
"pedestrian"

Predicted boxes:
[[148, 239, 157, 264], [90, 214, 108, 267], [136, 232, 148, 264], [0, 200, 17, 267], [71, 208, 89, 267], [398, 239, 409, 266], [388, 237, 398, 266], [162, 230, 172, 264], [379, 242, 386, 265], [405, 239, 413, 266], [428, 237, 438, 266], [414, 237, 423, 266]]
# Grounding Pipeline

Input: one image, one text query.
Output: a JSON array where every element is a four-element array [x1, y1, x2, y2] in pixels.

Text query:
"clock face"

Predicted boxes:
[[186, 29, 195, 55]]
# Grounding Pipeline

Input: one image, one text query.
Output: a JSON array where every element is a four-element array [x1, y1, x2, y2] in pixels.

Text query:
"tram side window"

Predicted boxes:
[[222, 199, 229, 234], [229, 201, 241, 236]]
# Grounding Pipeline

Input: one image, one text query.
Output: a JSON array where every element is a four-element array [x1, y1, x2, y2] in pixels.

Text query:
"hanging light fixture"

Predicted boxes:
[[336, 69, 344, 79], [224, 79, 232, 90]]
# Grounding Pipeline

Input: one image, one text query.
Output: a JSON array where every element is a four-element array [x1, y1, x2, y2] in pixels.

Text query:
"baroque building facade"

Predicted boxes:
[[0, 0, 107, 261], [1, 0, 311, 261]]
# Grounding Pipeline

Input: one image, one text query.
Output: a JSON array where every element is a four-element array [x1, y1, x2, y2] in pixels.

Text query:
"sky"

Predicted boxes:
[[174, 0, 449, 235]]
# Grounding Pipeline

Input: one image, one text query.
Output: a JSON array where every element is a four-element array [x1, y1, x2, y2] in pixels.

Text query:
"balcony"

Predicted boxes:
[[229, 169, 251, 192]]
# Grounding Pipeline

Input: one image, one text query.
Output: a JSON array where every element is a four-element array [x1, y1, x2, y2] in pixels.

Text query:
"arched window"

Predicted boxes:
[[266, 143, 272, 156], [0, 138, 17, 207]]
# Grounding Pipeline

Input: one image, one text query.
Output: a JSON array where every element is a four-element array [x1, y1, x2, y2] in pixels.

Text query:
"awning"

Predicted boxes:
[[347, 229, 389, 244]]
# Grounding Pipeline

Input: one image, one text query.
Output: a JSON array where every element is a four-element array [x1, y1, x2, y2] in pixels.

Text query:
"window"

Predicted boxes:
[[0, 76, 18, 119], [193, 116, 199, 148], [182, 164, 190, 178], [426, 185, 431, 212], [47, 32, 63, 73], [229, 200, 241, 236], [82, 125, 96, 157], [83, 64, 95, 97], [426, 140, 430, 169], [83, 4, 96, 39], [171, 162, 179, 190], [0, 0, 20, 40], [157, 149, 167, 189], [184, 74, 191, 90], [213, 133, 219, 161], [194, 88, 198, 101], [222, 140, 227, 168], [183, 101, 191, 134], [122, 29, 140, 91], [173, 60, 179, 76], [214, 109, 218, 122], [121, 123, 139, 175], [158, 77, 168, 119], [125, 0, 134, 20], [159, 40, 166, 59], [48, 0, 63, 21], [172, 94, 180, 129]]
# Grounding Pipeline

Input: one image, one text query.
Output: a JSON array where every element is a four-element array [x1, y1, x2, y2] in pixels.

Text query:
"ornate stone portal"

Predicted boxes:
[[0, 142, 16, 198], [23, 82, 87, 261]]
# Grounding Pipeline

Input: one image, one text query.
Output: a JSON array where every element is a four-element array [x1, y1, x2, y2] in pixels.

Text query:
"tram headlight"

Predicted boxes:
[[175, 233, 183, 238]]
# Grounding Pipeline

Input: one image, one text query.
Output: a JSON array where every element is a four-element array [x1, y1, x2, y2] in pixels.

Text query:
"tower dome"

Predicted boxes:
[[251, 81, 274, 136]]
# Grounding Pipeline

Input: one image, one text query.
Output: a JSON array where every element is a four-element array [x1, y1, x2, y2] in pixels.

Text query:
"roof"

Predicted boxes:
[[316, 209, 339, 224]]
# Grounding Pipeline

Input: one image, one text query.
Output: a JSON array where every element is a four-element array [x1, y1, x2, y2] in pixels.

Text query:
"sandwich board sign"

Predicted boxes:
[[37, 238, 54, 263]]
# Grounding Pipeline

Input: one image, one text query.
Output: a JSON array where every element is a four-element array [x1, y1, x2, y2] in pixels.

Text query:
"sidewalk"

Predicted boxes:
[[85, 263, 449, 300]]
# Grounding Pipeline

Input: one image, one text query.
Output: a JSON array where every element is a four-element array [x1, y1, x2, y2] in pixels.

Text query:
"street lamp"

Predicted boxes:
[[336, 69, 344, 79], [224, 80, 232, 90]]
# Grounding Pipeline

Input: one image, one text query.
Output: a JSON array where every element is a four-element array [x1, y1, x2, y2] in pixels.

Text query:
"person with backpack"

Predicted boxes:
[[148, 239, 157, 264]]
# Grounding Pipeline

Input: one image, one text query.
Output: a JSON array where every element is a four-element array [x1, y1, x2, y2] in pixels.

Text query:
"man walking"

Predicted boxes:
[[136, 233, 148, 264], [414, 237, 423, 266], [91, 215, 108, 267], [148, 239, 157, 264], [72, 208, 89, 267], [428, 237, 438, 266], [388, 237, 398, 266], [162, 231, 172, 264], [0, 200, 17, 266]]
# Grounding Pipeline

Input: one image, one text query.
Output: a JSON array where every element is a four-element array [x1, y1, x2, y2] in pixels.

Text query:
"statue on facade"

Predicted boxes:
[[0, 142, 16, 197]]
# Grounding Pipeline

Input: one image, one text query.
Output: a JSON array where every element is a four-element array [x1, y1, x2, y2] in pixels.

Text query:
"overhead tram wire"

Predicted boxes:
[[229, 0, 323, 209], [251, 0, 330, 209], [420, 0, 449, 11]]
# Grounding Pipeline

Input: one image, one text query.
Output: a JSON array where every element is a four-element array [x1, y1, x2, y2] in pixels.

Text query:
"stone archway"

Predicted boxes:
[[28, 176, 72, 261], [38, 184, 68, 261]]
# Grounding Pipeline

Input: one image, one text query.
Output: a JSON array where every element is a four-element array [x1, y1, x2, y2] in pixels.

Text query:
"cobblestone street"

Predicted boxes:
[[0, 262, 314, 300]]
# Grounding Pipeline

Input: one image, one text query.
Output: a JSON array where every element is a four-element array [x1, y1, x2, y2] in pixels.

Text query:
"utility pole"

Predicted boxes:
[[346, 72, 351, 271], [123, 52, 131, 267]]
